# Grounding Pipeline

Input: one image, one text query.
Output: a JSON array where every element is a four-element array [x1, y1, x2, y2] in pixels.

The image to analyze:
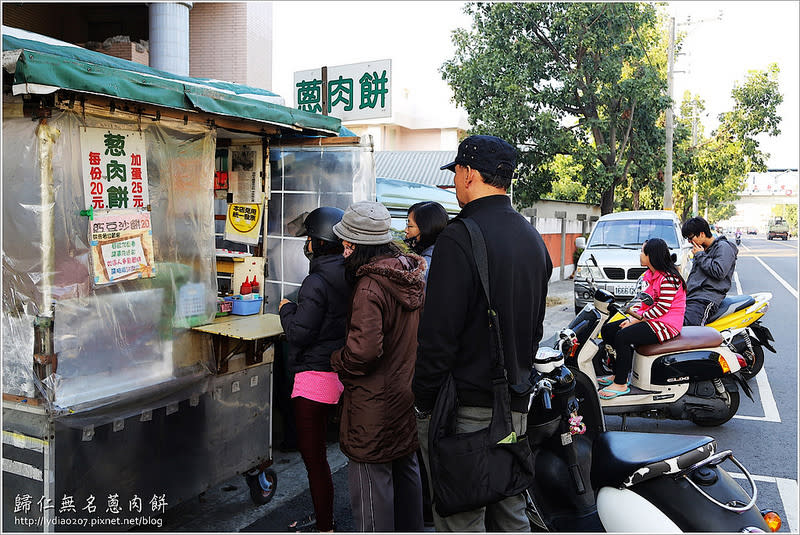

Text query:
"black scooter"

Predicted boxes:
[[524, 344, 781, 532]]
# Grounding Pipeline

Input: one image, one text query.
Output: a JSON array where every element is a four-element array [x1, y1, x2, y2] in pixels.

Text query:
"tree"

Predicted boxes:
[[441, 2, 669, 213], [544, 154, 587, 202], [672, 65, 783, 222], [772, 204, 798, 234], [718, 63, 783, 172]]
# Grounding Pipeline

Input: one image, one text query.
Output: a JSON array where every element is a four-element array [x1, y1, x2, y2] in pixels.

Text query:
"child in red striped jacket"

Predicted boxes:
[[598, 238, 687, 399]]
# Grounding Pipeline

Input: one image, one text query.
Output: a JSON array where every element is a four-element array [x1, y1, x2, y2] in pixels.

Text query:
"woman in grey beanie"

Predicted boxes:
[[330, 201, 425, 532]]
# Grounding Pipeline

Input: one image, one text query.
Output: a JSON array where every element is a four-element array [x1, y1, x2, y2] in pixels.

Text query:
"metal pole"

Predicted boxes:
[[321, 66, 328, 116], [692, 116, 698, 216], [664, 16, 675, 210]]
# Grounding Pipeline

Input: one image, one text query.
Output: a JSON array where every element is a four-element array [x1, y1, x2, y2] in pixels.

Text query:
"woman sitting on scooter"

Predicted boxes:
[[598, 238, 687, 399]]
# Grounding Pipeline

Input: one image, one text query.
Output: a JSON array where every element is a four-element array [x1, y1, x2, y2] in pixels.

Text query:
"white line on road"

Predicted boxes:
[[732, 367, 781, 422], [751, 255, 798, 299], [729, 472, 798, 533], [731, 270, 780, 423]]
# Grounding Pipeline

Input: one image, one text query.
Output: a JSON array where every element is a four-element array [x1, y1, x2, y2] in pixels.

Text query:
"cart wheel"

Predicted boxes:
[[246, 469, 277, 505]]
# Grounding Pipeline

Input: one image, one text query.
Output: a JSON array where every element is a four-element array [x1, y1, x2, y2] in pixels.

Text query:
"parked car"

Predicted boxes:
[[573, 210, 693, 314], [747, 228, 758, 235]]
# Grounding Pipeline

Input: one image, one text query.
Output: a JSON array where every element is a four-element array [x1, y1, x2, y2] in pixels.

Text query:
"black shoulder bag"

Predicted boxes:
[[428, 217, 536, 517]]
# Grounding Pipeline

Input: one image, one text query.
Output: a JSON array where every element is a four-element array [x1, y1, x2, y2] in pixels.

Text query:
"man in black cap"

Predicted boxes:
[[414, 135, 553, 531]]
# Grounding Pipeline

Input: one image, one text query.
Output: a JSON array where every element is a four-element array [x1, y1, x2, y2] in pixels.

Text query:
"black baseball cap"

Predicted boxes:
[[440, 135, 517, 179]]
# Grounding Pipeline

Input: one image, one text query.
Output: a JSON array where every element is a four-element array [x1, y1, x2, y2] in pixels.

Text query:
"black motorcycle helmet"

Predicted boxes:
[[296, 207, 344, 243]]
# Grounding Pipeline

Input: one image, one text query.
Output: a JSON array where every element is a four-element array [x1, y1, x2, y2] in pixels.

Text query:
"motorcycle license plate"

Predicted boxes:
[[615, 284, 636, 297]]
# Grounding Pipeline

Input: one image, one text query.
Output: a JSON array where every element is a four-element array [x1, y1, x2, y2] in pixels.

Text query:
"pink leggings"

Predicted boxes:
[[294, 396, 334, 531]]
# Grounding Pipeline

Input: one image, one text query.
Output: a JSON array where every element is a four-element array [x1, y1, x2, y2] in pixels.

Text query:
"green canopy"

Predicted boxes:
[[3, 28, 342, 136]]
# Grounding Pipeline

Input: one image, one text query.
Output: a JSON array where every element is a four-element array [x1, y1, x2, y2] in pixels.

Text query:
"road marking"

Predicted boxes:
[[752, 255, 798, 298], [731, 270, 780, 423], [732, 367, 780, 422], [729, 472, 798, 533]]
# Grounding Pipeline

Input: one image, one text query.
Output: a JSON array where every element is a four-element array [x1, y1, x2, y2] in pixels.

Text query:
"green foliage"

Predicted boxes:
[[772, 204, 798, 233], [671, 64, 783, 221], [442, 2, 669, 214], [718, 63, 783, 172], [544, 154, 587, 202]]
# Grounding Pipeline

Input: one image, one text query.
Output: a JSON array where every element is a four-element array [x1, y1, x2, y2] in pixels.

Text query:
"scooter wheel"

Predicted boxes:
[[691, 389, 740, 427], [246, 469, 277, 505], [732, 335, 765, 381]]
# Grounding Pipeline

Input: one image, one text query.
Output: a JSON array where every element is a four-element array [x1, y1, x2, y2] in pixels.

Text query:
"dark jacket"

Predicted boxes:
[[279, 254, 350, 374], [686, 236, 738, 306], [414, 195, 553, 413], [331, 253, 425, 463]]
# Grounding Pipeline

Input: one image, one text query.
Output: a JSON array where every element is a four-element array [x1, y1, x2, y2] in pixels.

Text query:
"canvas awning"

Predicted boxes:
[[2, 26, 342, 137]]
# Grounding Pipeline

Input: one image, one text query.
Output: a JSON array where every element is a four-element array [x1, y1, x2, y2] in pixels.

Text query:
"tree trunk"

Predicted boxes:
[[600, 187, 615, 215], [632, 190, 640, 210]]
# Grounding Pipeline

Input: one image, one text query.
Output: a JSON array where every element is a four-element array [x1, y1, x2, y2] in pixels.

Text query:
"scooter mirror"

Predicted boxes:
[[637, 292, 654, 306]]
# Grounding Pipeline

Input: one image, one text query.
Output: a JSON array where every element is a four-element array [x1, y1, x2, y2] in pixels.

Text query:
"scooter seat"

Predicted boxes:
[[637, 326, 723, 356], [592, 431, 716, 489], [706, 295, 756, 323]]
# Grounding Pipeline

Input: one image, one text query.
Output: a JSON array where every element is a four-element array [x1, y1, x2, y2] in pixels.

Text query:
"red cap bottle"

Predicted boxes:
[[240, 276, 251, 295], [251, 275, 260, 295]]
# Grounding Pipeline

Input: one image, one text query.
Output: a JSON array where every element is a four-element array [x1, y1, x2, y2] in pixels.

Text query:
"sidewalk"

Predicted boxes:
[[160, 278, 577, 532]]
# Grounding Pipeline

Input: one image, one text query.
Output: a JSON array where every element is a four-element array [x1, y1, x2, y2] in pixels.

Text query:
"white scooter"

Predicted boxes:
[[559, 285, 753, 427]]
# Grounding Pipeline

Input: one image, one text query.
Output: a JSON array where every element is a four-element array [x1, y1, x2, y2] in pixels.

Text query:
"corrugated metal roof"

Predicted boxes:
[[374, 151, 457, 187]]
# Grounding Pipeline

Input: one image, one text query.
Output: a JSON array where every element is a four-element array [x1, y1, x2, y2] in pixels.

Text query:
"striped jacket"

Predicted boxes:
[[637, 269, 686, 342]]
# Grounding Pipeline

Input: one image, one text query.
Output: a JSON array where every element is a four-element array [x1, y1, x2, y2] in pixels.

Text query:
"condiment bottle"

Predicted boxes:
[[251, 275, 260, 296], [240, 276, 251, 296]]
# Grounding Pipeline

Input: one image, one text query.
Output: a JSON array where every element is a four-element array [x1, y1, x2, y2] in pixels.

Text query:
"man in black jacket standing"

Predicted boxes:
[[414, 135, 553, 531]]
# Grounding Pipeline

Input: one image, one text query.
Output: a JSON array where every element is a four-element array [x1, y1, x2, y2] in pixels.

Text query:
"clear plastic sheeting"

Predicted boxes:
[[2, 107, 218, 419], [264, 140, 375, 313]]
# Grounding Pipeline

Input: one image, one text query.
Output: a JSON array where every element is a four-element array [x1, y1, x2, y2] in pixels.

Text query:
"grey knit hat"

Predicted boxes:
[[333, 201, 393, 245]]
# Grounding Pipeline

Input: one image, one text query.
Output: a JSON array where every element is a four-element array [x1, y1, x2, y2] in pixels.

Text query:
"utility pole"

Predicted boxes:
[[664, 16, 675, 211]]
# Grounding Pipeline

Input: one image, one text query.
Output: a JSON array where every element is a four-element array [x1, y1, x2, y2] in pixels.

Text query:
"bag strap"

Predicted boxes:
[[458, 218, 506, 380], [458, 217, 515, 438]]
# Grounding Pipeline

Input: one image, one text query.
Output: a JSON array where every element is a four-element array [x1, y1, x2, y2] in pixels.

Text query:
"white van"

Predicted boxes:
[[573, 210, 693, 314]]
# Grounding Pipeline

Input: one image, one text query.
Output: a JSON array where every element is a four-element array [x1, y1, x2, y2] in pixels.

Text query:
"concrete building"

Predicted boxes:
[[2, 2, 274, 93]]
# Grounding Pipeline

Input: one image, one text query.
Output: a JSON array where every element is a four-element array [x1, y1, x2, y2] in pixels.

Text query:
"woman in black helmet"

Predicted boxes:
[[279, 206, 351, 532]]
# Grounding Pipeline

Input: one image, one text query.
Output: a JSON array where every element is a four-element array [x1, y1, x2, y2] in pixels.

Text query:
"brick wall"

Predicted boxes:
[[189, 3, 249, 84], [87, 41, 149, 66], [2, 4, 65, 37], [541, 232, 583, 268]]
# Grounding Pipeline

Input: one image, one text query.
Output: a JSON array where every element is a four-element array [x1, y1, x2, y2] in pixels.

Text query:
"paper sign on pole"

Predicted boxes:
[[224, 203, 263, 245], [89, 210, 156, 285], [80, 127, 149, 210]]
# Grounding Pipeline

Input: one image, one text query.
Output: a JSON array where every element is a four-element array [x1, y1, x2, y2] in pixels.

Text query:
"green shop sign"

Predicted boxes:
[[294, 59, 392, 121]]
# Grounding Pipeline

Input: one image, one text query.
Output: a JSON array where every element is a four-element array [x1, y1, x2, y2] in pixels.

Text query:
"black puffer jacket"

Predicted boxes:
[[279, 254, 350, 374]]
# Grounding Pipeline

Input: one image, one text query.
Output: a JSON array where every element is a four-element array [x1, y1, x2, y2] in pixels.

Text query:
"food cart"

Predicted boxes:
[[2, 26, 374, 531]]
